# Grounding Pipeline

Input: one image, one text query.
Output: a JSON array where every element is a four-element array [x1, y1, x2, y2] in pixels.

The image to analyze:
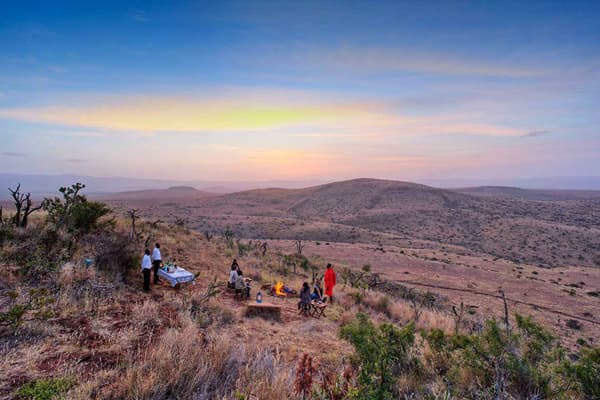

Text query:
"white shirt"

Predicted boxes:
[[141, 254, 152, 270], [230, 269, 238, 284], [152, 247, 162, 261]]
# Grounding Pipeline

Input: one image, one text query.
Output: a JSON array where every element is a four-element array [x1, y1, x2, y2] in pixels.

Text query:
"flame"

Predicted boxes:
[[275, 282, 286, 297]]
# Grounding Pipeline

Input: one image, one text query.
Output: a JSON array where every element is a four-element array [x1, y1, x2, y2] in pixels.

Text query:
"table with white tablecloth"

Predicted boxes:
[[157, 267, 195, 287]]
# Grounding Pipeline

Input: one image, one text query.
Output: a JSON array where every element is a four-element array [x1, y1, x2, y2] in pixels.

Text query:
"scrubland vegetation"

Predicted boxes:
[[1, 183, 599, 399]]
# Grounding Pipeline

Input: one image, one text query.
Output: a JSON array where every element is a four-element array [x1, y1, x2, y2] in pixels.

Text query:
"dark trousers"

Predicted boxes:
[[143, 269, 151, 291], [235, 286, 250, 298], [153, 260, 161, 283]]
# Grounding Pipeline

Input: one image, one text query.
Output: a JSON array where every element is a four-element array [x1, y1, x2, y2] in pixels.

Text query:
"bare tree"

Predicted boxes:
[[127, 209, 139, 241], [295, 239, 304, 255], [452, 302, 466, 335], [260, 241, 268, 256], [223, 228, 234, 247], [499, 289, 511, 338], [8, 184, 42, 228], [204, 230, 214, 241], [409, 288, 423, 322]]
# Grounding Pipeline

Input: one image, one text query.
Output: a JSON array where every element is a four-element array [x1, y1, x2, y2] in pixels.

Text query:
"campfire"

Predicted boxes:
[[275, 282, 286, 297]]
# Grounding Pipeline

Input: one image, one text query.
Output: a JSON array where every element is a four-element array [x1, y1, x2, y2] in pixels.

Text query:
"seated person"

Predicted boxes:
[[298, 282, 312, 313], [311, 281, 323, 301], [235, 271, 250, 298], [284, 285, 297, 295]]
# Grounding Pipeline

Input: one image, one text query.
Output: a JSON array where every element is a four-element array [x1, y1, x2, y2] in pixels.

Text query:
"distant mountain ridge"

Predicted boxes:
[[2, 173, 600, 200], [177, 178, 600, 268], [0, 173, 325, 199], [92, 186, 214, 201], [421, 176, 600, 190]]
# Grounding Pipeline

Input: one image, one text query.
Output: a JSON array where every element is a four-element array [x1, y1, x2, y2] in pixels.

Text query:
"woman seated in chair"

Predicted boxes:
[[298, 282, 312, 315], [235, 270, 250, 298], [311, 280, 323, 302]]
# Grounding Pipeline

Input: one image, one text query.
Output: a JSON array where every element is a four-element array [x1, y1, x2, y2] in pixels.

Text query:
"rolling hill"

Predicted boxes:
[[102, 178, 600, 268], [93, 186, 215, 201]]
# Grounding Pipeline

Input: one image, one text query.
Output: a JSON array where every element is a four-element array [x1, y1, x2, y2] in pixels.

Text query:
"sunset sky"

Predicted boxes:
[[1, 1, 599, 182]]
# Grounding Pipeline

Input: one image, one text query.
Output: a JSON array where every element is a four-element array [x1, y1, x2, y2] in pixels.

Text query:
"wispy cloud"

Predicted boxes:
[[304, 47, 543, 78], [522, 130, 550, 138], [1, 152, 27, 157], [47, 65, 66, 73], [64, 158, 88, 163], [129, 8, 149, 22]]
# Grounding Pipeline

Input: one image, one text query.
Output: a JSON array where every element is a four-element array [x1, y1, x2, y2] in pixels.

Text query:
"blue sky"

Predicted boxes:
[[1, 1, 599, 181]]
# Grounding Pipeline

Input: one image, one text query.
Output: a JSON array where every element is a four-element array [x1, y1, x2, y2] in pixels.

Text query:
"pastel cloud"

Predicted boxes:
[[0, 96, 348, 133], [0, 91, 530, 138]]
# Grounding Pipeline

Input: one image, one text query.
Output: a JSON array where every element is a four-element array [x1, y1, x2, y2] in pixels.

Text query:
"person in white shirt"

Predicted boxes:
[[152, 243, 162, 284], [229, 267, 238, 289], [141, 249, 152, 291]]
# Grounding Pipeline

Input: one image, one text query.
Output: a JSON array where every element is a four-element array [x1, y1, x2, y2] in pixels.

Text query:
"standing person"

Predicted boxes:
[[152, 243, 162, 284], [229, 264, 238, 289], [324, 263, 336, 303], [141, 249, 152, 291]]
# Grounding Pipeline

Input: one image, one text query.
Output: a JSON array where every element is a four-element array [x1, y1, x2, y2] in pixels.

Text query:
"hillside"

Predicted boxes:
[[455, 186, 600, 201], [108, 178, 600, 268], [1, 214, 599, 399]]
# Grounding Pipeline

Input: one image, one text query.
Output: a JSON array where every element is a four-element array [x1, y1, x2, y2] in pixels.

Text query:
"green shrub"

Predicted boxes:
[[0, 304, 27, 331], [340, 313, 416, 399], [565, 347, 600, 399], [70, 200, 111, 234], [451, 314, 567, 399], [15, 377, 73, 400], [42, 183, 110, 235], [425, 328, 448, 354], [348, 290, 364, 305], [0, 288, 56, 333]]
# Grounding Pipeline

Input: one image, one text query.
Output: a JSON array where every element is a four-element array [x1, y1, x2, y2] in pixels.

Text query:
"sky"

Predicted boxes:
[[1, 0, 599, 182]]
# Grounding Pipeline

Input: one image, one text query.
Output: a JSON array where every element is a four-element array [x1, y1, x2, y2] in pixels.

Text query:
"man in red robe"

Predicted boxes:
[[324, 263, 336, 303]]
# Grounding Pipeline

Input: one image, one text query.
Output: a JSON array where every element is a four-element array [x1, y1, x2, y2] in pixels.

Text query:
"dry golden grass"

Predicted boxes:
[[106, 315, 296, 399]]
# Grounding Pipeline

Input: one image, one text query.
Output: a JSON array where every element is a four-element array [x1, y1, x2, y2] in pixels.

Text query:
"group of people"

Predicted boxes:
[[299, 263, 336, 312], [141, 243, 163, 291], [228, 258, 251, 298], [142, 244, 337, 307], [225, 258, 337, 309]]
